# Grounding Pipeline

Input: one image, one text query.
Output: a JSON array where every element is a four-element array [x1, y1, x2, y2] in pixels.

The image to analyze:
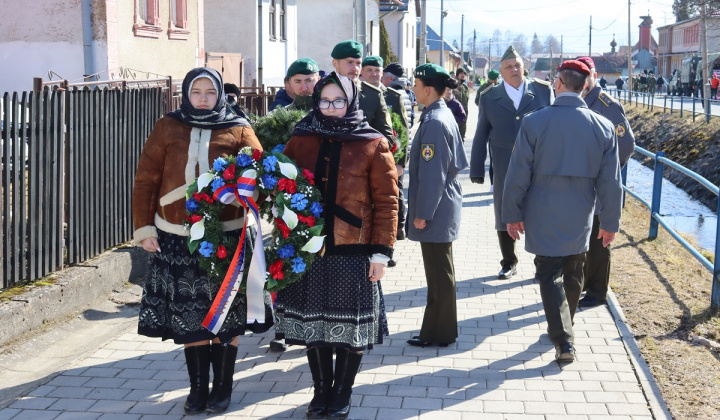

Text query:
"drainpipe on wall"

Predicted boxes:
[[398, 12, 405, 64], [81, 0, 95, 79], [356, 0, 368, 54], [258, 0, 263, 87]]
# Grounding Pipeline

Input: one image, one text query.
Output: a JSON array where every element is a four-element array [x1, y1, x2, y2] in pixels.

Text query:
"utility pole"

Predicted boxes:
[[488, 38, 492, 70], [589, 16, 592, 57], [472, 29, 477, 82], [419, 0, 427, 65], [702, 2, 710, 102], [560, 35, 564, 63], [440, 0, 445, 68], [627, 0, 632, 91], [460, 14, 465, 69]]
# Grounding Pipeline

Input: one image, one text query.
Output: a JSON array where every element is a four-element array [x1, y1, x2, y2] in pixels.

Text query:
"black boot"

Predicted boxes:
[[305, 347, 334, 418], [206, 343, 238, 413], [327, 350, 363, 418], [183, 345, 211, 415]]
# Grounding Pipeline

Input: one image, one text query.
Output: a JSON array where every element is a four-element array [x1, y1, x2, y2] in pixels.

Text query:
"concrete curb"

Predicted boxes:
[[0, 245, 146, 347], [606, 290, 674, 419]]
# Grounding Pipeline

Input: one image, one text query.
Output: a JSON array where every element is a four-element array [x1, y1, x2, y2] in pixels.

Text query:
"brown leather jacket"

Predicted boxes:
[[132, 117, 262, 244], [284, 134, 398, 258]]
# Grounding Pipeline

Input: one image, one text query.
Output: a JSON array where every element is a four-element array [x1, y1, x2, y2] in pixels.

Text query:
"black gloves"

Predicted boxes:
[[471, 177, 485, 184]]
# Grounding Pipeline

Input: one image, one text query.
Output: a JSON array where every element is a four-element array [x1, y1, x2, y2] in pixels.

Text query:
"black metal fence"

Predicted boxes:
[[1, 87, 165, 289]]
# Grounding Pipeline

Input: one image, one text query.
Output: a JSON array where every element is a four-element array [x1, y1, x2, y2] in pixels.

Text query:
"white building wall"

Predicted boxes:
[[380, 1, 417, 77]]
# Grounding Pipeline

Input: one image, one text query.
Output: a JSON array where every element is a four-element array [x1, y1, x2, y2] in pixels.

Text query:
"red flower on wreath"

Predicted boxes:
[[269, 260, 284, 280], [278, 178, 297, 194], [216, 245, 227, 259], [297, 214, 316, 227], [252, 149, 263, 161], [302, 168, 315, 185], [190, 214, 202, 224], [193, 192, 213, 204], [223, 164, 236, 180], [275, 218, 291, 239]]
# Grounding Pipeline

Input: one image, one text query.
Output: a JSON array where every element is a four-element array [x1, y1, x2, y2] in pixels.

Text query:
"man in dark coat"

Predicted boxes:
[[470, 46, 554, 279], [269, 78, 295, 111], [577, 57, 636, 308], [453, 68, 470, 139], [502, 60, 623, 362]]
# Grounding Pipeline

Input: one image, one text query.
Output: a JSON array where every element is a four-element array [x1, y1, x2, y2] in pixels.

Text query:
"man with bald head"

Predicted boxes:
[[470, 46, 554, 279]]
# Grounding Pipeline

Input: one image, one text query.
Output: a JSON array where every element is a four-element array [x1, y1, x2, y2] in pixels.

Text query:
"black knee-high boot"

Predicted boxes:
[[183, 345, 211, 415], [305, 347, 334, 418], [327, 350, 363, 418], [206, 343, 238, 413]]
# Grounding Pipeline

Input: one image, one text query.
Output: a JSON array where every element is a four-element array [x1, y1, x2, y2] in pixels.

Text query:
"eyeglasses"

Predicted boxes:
[[318, 99, 347, 109]]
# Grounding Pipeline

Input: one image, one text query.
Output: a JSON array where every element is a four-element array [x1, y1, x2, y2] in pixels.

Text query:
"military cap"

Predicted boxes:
[[384, 62, 404, 77], [331, 40, 363, 59], [362, 55, 383, 67], [286, 58, 319, 78], [414, 63, 450, 79], [501, 46, 521, 61], [488, 70, 500, 80], [456, 67, 466, 75], [577, 56, 595, 69], [557, 59, 591, 76], [449, 70, 456, 75]]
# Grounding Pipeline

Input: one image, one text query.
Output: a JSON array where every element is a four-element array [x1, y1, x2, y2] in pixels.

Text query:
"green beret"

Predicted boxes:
[[362, 55, 383, 67], [287, 58, 319, 78], [414, 63, 450, 79], [331, 40, 363, 59], [456, 67, 466, 75], [488, 70, 500, 80], [501, 45, 521, 61]]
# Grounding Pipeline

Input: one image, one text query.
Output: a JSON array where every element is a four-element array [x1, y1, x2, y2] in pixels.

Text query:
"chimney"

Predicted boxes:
[[638, 15, 653, 51]]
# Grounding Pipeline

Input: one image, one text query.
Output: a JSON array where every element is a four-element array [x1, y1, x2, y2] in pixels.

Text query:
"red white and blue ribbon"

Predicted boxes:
[[203, 175, 267, 334]]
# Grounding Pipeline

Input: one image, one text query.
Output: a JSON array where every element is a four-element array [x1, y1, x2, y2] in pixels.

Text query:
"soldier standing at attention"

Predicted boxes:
[[503, 60, 623, 362], [285, 58, 320, 112], [474, 70, 499, 106], [453, 68, 470, 139], [470, 46, 554, 280], [647, 72, 657, 96], [577, 57, 636, 308]]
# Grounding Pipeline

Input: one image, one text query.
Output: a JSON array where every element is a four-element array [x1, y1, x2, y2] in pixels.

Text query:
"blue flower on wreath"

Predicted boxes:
[[291, 193, 308, 211], [185, 199, 199, 212], [309, 202, 323, 218], [199, 241, 214, 257], [211, 178, 226, 192], [261, 174, 278, 190], [237, 153, 253, 167], [263, 155, 278, 172], [291, 257, 306, 273], [272, 144, 286, 154], [278, 244, 295, 259], [213, 157, 228, 172]]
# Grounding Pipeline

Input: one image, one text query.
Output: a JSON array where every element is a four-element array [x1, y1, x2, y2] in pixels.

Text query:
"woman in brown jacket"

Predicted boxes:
[[276, 72, 398, 419], [132, 67, 273, 415]]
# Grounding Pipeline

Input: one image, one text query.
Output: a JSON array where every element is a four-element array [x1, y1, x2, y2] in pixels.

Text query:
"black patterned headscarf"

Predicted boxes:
[[291, 72, 381, 141], [166, 67, 249, 129]]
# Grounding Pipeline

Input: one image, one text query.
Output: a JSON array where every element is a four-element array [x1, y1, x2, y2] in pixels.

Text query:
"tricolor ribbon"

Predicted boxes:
[[202, 174, 268, 334]]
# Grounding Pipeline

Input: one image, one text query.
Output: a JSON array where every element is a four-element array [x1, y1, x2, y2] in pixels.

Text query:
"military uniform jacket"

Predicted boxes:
[[407, 99, 469, 243], [584, 85, 635, 214], [359, 81, 395, 148], [453, 82, 470, 115], [470, 78, 554, 230], [382, 84, 410, 166], [501, 94, 623, 257]]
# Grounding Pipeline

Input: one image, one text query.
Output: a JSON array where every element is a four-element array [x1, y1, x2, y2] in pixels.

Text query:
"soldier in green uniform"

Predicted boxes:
[[331, 40, 395, 148], [647, 72, 657, 96], [453, 68, 470, 139], [474, 69, 499, 106], [285, 58, 320, 112]]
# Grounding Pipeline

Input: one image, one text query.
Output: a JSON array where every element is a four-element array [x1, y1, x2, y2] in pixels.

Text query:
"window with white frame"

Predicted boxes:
[[278, 0, 286, 41], [269, 2, 276, 40]]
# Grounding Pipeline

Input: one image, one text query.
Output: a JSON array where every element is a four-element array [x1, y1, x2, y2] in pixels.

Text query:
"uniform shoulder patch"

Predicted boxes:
[[533, 78, 552, 86], [386, 86, 402, 96], [478, 84, 495, 96], [615, 122, 627, 138], [421, 144, 435, 161], [361, 81, 382, 92], [598, 91, 618, 107]]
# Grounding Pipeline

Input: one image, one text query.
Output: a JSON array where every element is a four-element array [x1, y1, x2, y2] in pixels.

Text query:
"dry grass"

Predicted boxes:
[[612, 198, 720, 419]]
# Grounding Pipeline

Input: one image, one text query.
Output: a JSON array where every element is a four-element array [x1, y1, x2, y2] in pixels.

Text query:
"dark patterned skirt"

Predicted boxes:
[[275, 255, 389, 351], [138, 228, 273, 345]]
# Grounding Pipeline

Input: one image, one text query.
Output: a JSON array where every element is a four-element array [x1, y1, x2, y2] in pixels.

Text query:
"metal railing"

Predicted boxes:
[[622, 146, 720, 310], [613, 88, 720, 123]]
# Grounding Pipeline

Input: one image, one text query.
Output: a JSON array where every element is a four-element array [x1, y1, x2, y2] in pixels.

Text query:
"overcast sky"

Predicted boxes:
[[422, 0, 677, 56]]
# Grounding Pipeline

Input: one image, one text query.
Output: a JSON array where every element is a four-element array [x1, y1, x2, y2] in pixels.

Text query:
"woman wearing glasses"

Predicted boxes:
[[276, 72, 398, 418]]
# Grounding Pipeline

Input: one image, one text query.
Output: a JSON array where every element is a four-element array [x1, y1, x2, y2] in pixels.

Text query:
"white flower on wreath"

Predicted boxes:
[[272, 205, 279, 218]]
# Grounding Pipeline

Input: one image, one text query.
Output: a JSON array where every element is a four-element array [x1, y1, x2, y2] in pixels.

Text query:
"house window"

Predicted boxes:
[[278, 0, 286, 41], [269, 3, 276, 40], [168, 0, 190, 40], [134, 0, 161, 38]]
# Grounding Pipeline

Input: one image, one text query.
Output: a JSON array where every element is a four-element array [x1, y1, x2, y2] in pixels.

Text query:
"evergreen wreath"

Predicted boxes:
[[249, 107, 307, 152], [184, 146, 324, 292], [391, 112, 408, 163]]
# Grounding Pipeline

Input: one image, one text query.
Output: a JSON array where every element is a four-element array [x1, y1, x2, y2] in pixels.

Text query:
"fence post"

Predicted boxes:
[[649, 151, 664, 240], [712, 193, 720, 311], [621, 164, 628, 208], [680, 95, 683, 118], [706, 98, 711, 123], [693, 96, 696, 121], [670, 95, 673, 115]]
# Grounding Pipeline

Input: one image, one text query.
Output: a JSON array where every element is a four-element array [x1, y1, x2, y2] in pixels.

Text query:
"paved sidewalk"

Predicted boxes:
[[0, 97, 670, 419]]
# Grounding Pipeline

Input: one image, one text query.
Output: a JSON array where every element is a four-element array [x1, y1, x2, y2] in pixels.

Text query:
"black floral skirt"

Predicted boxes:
[[138, 228, 273, 344], [275, 255, 389, 351]]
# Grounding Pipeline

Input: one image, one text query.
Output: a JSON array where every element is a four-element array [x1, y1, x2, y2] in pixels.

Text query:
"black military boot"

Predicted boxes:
[[206, 343, 238, 413], [327, 350, 363, 418], [305, 347, 334, 418], [183, 345, 211, 415]]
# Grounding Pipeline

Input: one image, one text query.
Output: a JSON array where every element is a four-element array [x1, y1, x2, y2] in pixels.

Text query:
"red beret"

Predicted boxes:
[[577, 56, 595, 69], [557, 60, 591, 76]]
